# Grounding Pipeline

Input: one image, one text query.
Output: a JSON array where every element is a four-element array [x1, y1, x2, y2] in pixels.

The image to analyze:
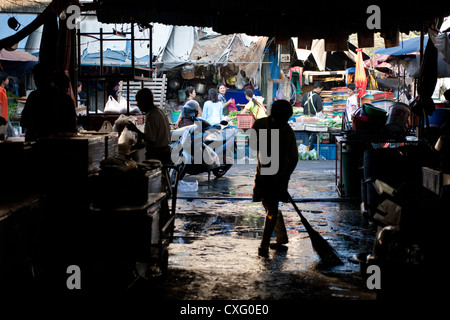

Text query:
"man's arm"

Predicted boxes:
[[314, 94, 323, 112], [126, 121, 146, 141]]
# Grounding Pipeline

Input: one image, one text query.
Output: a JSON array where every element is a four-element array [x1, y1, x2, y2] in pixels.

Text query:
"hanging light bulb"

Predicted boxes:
[[60, 10, 67, 20], [7, 17, 21, 31]]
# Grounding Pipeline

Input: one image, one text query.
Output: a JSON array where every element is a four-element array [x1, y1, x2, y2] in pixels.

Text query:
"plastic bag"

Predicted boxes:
[[104, 95, 127, 113], [178, 179, 198, 192], [113, 114, 138, 133], [118, 127, 138, 154]]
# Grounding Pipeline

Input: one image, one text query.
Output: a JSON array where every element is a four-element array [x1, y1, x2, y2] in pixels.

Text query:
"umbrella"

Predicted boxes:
[[355, 48, 367, 98]]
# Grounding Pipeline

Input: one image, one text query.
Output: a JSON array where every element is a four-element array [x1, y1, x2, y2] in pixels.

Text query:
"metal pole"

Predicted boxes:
[[100, 28, 103, 76], [131, 23, 135, 79], [149, 25, 153, 75]]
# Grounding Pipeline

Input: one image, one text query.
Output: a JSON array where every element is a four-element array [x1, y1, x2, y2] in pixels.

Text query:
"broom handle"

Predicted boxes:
[[286, 192, 307, 223]]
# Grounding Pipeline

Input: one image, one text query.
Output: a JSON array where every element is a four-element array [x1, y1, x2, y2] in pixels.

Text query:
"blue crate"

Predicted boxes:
[[313, 144, 336, 160]]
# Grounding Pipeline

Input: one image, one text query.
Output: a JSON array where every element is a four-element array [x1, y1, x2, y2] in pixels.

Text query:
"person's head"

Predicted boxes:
[[217, 83, 227, 96], [347, 83, 356, 96], [77, 81, 82, 94], [32, 63, 52, 89], [183, 99, 199, 118], [244, 88, 253, 100], [135, 88, 156, 112], [314, 82, 324, 93], [52, 71, 70, 91], [270, 100, 293, 126], [185, 86, 196, 100], [207, 88, 219, 102], [0, 72, 9, 88], [444, 89, 450, 102]]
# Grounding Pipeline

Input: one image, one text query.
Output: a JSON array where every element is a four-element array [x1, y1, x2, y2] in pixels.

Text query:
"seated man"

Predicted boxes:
[[127, 88, 171, 163]]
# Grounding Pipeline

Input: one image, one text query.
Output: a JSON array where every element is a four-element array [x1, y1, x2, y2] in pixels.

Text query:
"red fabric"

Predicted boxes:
[[0, 87, 8, 121], [355, 48, 367, 98]]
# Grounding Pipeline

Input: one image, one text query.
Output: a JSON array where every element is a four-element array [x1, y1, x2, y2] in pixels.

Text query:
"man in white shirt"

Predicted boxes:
[[127, 88, 171, 163], [346, 83, 358, 125]]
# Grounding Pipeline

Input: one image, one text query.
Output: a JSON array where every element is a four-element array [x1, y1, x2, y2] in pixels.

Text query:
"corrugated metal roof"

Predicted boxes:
[[95, 0, 450, 39]]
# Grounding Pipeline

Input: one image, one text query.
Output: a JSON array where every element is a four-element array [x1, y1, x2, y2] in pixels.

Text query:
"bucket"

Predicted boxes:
[[171, 111, 181, 123], [386, 102, 411, 132]]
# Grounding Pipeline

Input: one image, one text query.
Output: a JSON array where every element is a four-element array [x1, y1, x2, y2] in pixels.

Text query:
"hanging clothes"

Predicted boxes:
[[289, 66, 303, 94]]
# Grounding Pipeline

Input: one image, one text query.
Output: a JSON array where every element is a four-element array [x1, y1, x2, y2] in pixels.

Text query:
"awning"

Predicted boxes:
[[373, 36, 429, 56], [0, 49, 38, 62]]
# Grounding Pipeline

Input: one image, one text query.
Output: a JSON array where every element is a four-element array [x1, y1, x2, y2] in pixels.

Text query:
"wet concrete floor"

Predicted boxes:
[[139, 160, 377, 300]]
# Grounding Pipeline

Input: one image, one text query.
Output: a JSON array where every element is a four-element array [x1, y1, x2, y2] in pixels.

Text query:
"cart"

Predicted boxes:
[[88, 162, 180, 289]]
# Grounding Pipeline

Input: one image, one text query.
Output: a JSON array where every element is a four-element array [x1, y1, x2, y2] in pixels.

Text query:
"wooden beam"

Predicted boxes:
[[0, 3, 52, 50]]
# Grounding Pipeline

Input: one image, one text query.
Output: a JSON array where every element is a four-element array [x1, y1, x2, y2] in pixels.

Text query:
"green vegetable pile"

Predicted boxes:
[[318, 116, 342, 129], [228, 110, 238, 125], [292, 107, 303, 115], [298, 150, 318, 160]]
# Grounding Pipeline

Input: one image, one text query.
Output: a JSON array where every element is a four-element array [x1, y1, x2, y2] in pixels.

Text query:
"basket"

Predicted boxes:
[[237, 114, 255, 129]]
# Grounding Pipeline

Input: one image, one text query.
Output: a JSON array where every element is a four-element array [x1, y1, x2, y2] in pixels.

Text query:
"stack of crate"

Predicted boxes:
[[320, 90, 334, 116], [332, 87, 348, 116]]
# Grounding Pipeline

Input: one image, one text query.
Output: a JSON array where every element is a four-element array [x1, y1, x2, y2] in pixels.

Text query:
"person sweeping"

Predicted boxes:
[[249, 100, 298, 257], [250, 100, 343, 264]]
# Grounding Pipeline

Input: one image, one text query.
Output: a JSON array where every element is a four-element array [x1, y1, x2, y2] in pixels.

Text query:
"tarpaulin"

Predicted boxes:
[[410, 38, 438, 117], [374, 36, 428, 56]]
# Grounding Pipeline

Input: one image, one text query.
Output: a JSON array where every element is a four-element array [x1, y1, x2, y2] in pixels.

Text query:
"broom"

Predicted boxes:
[[287, 192, 343, 266]]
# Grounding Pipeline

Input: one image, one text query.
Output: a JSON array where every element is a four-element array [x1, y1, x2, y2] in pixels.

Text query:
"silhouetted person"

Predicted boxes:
[[21, 64, 77, 141], [127, 88, 171, 163], [250, 99, 298, 257]]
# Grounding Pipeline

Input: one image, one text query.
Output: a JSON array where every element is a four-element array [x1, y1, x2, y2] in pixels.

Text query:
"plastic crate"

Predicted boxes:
[[236, 133, 249, 141], [236, 143, 250, 159], [237, 114, 255, 129], [372, 92, 395, 100], [313, 144, 336, 160]]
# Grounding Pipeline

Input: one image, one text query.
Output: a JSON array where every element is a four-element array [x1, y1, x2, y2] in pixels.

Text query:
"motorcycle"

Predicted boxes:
[[170, 118, 237, 181]]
